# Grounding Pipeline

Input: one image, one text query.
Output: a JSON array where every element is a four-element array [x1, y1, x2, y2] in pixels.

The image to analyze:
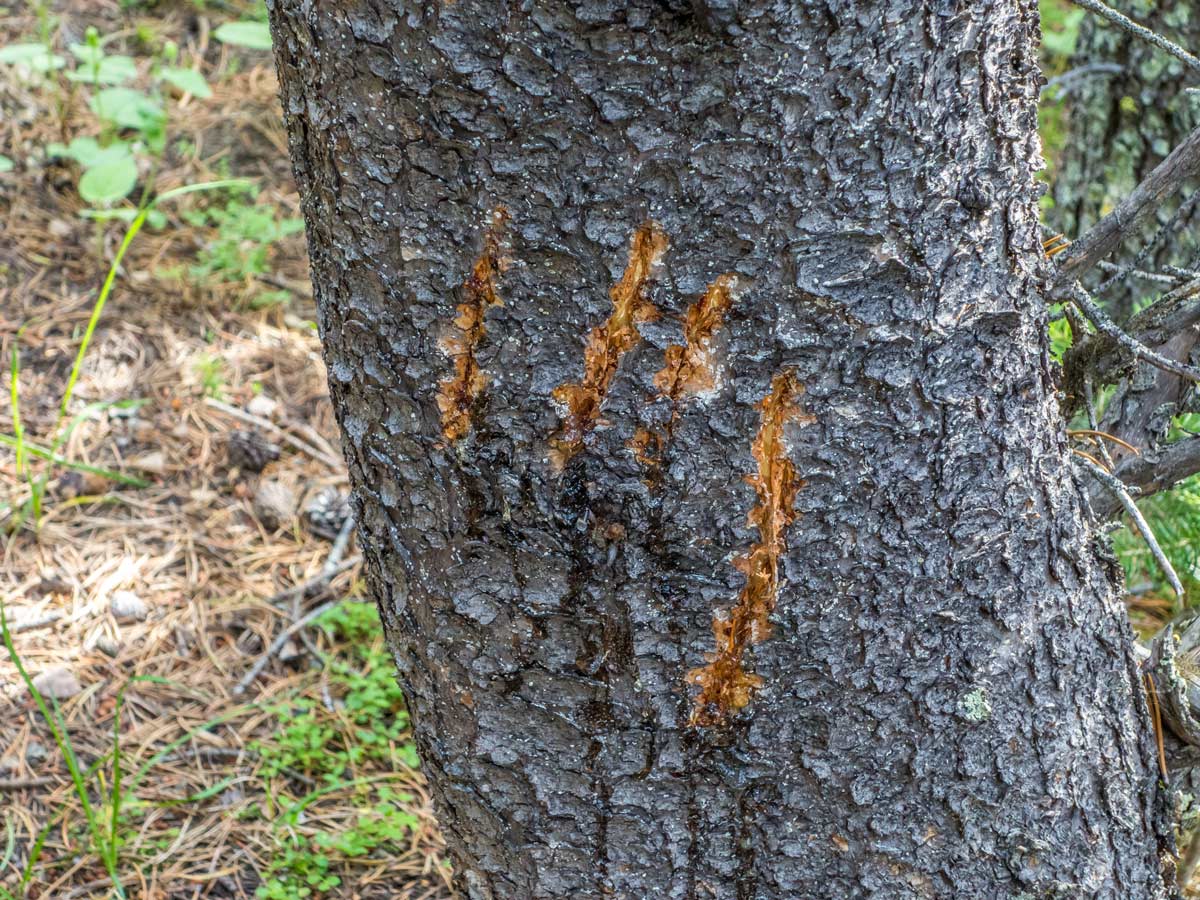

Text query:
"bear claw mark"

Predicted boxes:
[[550, 222, 668, 469], [654, 272, 737, 406], [687, 369, 814, 726], [437, 207, 510, 444]]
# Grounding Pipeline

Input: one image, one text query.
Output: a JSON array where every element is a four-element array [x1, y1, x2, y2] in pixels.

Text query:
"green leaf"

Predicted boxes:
[[0, 43, 65, 72], [213, 21, 273, 51], [66, 55, 137, 85], [0, 155, 12, 173], [78, 155, 138, 205], [90, 88, 165, 131], [49, 136, 133, 168], [68, 42, 104, 65], [160, 66, 211, 98]]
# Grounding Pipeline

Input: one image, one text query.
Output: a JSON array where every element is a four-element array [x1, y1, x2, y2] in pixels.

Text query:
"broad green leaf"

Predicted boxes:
[[68, 43, 104, 65], [0, 43, 65, 71], [48, 137, 132, 168], [160, 66, 211, 98], [213, 21, 273, 51], [90, 88, 165, 131], [66, 55, 136, 85], [78, 155, 138, 205], [0, 155, 11, 173]]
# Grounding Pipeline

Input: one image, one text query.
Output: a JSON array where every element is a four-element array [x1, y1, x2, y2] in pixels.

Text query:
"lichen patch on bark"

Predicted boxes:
[[654, 273, 736, 404], [550, 222, 667, 468], [688, 369, 814, 726], [436, 208, 509, 443]]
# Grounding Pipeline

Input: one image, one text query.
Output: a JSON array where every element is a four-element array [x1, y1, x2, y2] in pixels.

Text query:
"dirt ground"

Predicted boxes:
[[0, 2, 451, 897]]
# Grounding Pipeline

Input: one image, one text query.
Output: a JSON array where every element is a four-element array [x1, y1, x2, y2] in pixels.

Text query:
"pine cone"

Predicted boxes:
[[227, 429, 281, 473], [304, 487, 352, 539]]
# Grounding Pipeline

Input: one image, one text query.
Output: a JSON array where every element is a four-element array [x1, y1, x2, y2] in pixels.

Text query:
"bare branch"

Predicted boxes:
[[1077, 454, 1183, 598], [1068, 0, 1200, 75], [1053, 125, 1200, 286], [1065, 277, 1200, 403], [1097, 259, 1189, 286], [1090, 436, 1200, 519], [1070, 284, 1200, 384], [1042, 62, 1124, 95]]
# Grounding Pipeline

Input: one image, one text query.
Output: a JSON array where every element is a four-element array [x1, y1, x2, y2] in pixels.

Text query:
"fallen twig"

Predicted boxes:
[[7, 612, 62, 634], [203, 397, 342, 471], [234, 597, 366, 695], [264, 554, 361, 610]]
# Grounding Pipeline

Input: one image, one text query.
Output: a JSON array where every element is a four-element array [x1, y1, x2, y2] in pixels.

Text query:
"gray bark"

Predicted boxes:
[[267, 2, 1175, 897]]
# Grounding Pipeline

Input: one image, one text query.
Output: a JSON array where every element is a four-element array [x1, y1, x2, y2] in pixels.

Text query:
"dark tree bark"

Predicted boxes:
[[267, 2, 1176, 897]]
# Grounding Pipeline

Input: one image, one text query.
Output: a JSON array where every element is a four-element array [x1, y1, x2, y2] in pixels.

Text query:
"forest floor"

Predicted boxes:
[[0, 2, 452, 898]]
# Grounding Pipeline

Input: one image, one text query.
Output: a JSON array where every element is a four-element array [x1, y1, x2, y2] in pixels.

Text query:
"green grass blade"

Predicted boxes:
[[9, 343, 24, 478], [0, 606, 124, 898], [55, 207, 149, 428], [20, 813, 55, 891], [0, 434, 148, 487], [155, 178, 251, 203]]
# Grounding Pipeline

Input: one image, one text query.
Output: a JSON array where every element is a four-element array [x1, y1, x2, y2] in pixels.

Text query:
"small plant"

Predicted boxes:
[[254, 601, 410, 783], [193, 353, 228, 399], [0, 26, 212, 208], [253, 601, 422, 897], [181, 193, 304, 306], [257, 787, 420, 899]]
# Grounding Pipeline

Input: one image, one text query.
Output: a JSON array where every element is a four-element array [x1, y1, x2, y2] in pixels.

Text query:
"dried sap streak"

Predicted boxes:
[[437, 208, 510, 443], [550, 222, 668, 468], [688, 370, 813, 726]]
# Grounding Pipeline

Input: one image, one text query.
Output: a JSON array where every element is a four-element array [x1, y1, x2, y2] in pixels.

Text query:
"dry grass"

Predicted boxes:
[[0, 2, 451, 898]]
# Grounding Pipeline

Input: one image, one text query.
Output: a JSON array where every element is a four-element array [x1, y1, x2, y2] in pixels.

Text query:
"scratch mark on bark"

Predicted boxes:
[[550, 222, 668, 468], [437, 207, 510, 443], [654, 272, 737, 405], [630, 273, 738, 475], [687, 369, 814, 726]]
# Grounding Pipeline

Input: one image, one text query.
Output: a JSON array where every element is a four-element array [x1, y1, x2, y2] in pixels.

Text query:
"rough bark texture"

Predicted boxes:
[[267, 2, 1174, 897]]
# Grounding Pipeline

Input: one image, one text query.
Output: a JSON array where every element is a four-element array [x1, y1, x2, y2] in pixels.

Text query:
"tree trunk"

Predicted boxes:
[[266, 2, 1175, 897]]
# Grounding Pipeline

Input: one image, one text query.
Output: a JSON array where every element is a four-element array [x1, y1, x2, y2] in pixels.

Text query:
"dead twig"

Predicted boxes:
[[1069, 0, 1200, 74], [0, 776, 55, 790], [6, 612, 62, 634], [1054, 125, 1200, 285], [1070, 285, 1200, 385], [1077, 454, 1184, 598], [324, 513, 356, 577], [234, 597, 366, 695], [1082, 377, 1117, 470], [264, 554, 361, 610], [1090, 436, 1200, 519]]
